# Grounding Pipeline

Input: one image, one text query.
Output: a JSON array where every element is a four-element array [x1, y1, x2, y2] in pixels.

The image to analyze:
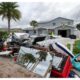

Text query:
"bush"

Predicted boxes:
[[67, 40, 80, 55], [67, 43, 70, 50], [0, 31, 9, 40]]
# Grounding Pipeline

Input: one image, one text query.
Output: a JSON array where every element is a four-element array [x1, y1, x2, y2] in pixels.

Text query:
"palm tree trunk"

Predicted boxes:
[[8, 17, 10, 33]]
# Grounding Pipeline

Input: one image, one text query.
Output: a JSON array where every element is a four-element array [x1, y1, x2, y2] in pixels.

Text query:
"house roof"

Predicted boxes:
[[23, 24, 75, 31], [38, 17, 74, 24], [35, 24, 75, 30]]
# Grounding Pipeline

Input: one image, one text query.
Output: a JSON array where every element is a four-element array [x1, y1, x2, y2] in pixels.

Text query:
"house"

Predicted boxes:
[[24, 17, 77, 37], [0, 28, 23, 32]]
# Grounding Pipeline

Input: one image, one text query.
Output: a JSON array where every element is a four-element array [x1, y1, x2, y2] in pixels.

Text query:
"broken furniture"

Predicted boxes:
[[50, 56, 72, 78]]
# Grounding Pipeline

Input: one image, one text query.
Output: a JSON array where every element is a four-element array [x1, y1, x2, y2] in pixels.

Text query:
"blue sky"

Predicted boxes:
[[0, 0, 80, 28]]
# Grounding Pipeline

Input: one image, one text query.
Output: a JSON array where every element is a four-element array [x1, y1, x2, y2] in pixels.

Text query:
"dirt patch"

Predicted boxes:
[[0, 57, 41, 78]]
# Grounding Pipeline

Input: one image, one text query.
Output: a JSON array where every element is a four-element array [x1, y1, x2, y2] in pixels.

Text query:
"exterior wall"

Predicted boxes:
[[37, 29, 48, 36]]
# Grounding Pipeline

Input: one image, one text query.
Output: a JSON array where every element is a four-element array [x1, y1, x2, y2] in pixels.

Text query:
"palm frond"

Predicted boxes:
[[0, 2, 21, 32]]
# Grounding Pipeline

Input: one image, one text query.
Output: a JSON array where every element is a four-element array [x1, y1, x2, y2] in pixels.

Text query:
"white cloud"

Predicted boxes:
[[0, 1, 80, 28]]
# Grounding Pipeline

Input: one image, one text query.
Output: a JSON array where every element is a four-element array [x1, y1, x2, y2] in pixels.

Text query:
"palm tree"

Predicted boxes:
[[0, 2, 21, 33], [30, 20, 38, 35], [31, 51, 47, 71]]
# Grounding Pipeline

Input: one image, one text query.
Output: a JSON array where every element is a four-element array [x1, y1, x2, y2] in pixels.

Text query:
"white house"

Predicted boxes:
[[24, 17, 77, 37]]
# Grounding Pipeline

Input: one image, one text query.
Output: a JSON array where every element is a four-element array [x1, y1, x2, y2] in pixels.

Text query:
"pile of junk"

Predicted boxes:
[[0, 32, 80, 78]]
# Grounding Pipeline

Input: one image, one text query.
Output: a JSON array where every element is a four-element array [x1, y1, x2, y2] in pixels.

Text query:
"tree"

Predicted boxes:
[[30, 20, 38, 28], [31, 51, 47, 71], [0, 2, 21, 33], [30, 20, 38, 34], [76, 23, 80, 30]]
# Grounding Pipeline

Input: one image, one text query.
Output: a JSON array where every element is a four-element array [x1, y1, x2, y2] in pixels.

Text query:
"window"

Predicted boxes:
[[53, 23, 56, 26]]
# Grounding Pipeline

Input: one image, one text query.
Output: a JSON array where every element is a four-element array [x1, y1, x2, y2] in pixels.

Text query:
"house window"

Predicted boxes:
[[53, 23, 56, 26]]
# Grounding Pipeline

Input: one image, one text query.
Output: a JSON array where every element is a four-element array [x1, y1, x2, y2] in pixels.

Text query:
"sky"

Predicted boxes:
[[1, 0, 80, 28]]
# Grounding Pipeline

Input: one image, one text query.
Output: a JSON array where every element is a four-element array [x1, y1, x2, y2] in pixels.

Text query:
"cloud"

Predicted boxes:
[[0, 1, 80, 28]]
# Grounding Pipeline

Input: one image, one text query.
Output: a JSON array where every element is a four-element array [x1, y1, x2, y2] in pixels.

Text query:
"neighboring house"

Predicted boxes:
[[24, 17, 77, 37], [0, 28, 23, 32]]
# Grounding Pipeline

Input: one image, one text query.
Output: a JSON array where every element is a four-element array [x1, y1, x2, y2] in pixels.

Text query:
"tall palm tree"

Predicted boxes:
[[0, 2, 21, 33], [30, 20, 38, 35], [31, 51, 47, 71]]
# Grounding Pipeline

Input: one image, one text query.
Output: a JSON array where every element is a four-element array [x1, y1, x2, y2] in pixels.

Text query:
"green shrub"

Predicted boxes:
[[73, 47, 80, 55], [67, 40, 80, 55], [0, 31, 9, 40], [67, 43, 70, 50]]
